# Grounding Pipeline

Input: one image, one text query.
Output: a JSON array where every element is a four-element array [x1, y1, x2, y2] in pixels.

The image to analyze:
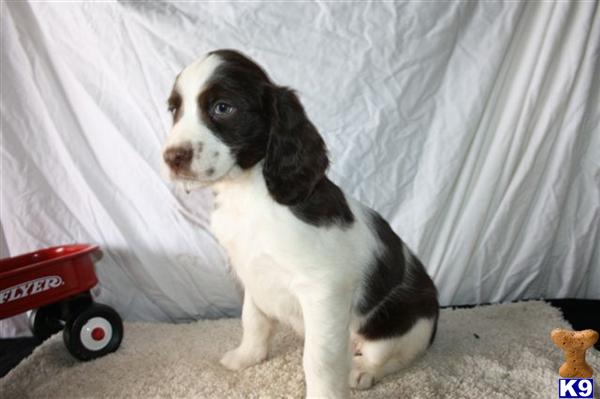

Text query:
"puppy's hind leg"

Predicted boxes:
[[350, 318, 435, 390], [220, 292, 275, 370]]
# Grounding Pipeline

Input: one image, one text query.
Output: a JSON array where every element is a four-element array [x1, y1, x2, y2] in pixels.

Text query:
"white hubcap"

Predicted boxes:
[[80, 317, 112, 351]]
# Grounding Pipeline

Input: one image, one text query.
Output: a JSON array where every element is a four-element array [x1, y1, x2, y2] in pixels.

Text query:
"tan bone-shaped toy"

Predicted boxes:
[[551, 328, 598, 378]]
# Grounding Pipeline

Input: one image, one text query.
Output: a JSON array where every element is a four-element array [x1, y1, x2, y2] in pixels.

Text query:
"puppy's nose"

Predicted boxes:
[[163, 145, 193, 170]]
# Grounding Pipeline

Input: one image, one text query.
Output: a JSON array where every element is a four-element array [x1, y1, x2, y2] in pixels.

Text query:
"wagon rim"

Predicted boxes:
[[0, 244, 101, 279]]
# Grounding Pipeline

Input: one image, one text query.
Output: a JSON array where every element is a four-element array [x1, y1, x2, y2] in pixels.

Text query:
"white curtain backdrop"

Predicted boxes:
[[1, 2, 599, 332]]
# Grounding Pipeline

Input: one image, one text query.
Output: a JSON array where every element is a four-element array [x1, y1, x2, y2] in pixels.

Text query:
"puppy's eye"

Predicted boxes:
[[167, 100, 180, 117], [213, 102, 236, 116]]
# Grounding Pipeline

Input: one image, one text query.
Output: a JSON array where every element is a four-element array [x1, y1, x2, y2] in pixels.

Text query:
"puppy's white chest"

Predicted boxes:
[[210, 178, 270, 268], [210, 178, 303, 327]]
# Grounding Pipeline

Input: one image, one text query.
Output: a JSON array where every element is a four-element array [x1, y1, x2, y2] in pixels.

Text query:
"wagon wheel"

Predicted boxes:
[[29, 305, 63, 341], [63, 303, 123, 361]]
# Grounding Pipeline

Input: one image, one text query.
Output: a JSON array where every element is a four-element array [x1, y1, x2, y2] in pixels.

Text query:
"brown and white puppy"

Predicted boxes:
[[162, 50, 439, 398]]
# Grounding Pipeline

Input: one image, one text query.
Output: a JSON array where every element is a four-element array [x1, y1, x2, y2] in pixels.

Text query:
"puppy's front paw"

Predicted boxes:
[[220, 347, 267, 371]]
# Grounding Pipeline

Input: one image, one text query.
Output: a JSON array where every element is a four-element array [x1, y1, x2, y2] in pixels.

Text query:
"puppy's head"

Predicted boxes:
[[162, 49, 328, 204]]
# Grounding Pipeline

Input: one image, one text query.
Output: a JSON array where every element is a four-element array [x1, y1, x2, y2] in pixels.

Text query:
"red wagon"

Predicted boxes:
[[0, 244, 123, 360]]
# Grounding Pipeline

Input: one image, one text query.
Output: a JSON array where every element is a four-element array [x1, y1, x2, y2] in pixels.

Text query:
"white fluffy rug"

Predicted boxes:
[[2, 301, 599, 398]]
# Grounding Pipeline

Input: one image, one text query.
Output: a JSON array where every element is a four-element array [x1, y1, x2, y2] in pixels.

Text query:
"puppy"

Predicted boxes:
[[162, 50, 439, 398]]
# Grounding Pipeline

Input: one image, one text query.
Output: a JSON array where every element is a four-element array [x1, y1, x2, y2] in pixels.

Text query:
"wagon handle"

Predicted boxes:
[[91, 248, 103, 263]]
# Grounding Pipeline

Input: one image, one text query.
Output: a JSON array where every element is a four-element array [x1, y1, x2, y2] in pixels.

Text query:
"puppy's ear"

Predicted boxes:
[[263, 87, 328, 205]]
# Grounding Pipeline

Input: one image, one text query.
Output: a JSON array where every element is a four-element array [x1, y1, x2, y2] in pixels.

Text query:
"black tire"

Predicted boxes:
[[63, 303, 123, 361], [29, 305, 64, 341]]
